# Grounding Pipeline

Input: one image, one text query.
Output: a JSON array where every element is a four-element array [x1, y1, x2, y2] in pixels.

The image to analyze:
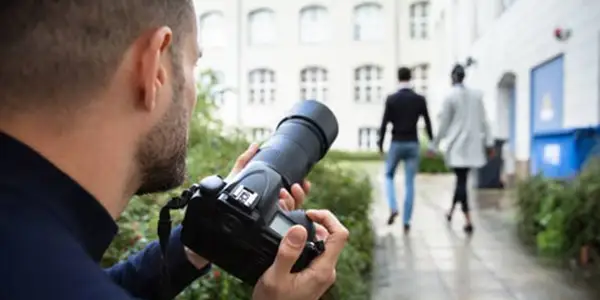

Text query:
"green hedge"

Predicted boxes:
[[516, 158, 600, 258], [100, 75, 375, 300], [325, 149, 449, 173]]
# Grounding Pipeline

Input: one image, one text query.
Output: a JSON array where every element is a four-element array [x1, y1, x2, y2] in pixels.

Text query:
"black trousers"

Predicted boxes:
[[452, 168, 470, 213]]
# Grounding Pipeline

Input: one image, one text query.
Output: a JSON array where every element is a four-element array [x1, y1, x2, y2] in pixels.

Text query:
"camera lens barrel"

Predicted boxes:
[[250, 100, 339, 188]]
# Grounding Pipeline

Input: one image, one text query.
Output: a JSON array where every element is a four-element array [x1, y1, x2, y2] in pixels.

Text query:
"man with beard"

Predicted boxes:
[[0, 1, 349, 300]]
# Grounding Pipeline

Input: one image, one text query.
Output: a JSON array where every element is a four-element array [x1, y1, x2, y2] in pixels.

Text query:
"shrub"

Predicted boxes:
[[325, 149, 449, 173], [515, 158, 600, 259], [101, 73, 375, 300]]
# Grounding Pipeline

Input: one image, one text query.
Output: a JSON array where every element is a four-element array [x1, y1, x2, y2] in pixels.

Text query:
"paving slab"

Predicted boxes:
[[362, 162, 600, 300]]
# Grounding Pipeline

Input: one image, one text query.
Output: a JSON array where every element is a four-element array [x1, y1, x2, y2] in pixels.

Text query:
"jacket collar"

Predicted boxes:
[[398, 82, 413, 91], [0, 131, 118, 261]]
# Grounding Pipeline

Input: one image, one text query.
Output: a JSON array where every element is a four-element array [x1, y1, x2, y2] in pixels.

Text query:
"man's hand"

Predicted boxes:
[[426, 144, 437, 158], [487, 147, 496, 159], [185, 143, 315, 269], [252, 210, 349, 300]]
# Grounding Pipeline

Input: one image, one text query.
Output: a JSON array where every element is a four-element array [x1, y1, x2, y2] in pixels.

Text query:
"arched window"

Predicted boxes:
[[353, 3, 384, 41], [299, 6, 331, 44], [409, 2, 429, 39], [248, 69, 276, 104], [199, 11, 225, 48], [248, 9, 276, 45], [300, 67, 328, 102], [354, 65, 383, 103]]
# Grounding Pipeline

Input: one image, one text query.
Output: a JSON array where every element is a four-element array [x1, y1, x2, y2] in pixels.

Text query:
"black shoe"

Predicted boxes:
[[387, 211, 398, 225], [403, 224, 410, 233], [446, 213, 452, 222], [464, 224, 474, 234]]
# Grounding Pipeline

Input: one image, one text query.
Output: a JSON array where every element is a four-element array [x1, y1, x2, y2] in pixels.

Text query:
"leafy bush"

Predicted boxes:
[[325, 150, 380, 161], [516, 158, 600, 258], [418, 150, 449, 173], [101, 73, 375, 300], [325, 149, 449, 173]]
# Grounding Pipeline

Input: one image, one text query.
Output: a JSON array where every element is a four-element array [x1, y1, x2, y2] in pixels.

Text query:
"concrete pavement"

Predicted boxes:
[[363, 162, 599, 300]]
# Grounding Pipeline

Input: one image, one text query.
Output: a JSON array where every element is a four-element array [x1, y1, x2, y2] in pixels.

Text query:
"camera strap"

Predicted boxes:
[[157, 187, 197, 300]]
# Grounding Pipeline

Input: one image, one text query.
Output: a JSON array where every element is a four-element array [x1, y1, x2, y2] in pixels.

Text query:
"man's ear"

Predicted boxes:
[[139, 26, 173, 112]]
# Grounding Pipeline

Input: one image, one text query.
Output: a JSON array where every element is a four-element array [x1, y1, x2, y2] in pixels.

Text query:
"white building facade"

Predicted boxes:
[[194, 0, 434, 151], [430, 0, 600, 180]]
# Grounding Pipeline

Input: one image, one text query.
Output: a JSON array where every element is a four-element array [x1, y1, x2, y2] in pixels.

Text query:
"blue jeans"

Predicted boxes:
[[384, 141, 420, 225]]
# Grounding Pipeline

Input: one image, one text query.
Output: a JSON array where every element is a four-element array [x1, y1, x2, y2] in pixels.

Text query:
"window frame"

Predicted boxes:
[[199, 11, 226, 48], [358, 127, 379, 150], [300, 66, 329, 102], [354, 65, 384, 104], [409, 2, 429, 40], [299, 5, 331, 44], [248, 8, 276, 46], [248, 68, 276, 105], [353, 3, 385, 42]]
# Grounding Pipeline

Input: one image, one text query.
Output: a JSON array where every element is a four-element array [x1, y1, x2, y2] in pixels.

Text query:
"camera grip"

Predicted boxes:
[[283, 210, 325, 273], [284, 210, 316, 241]]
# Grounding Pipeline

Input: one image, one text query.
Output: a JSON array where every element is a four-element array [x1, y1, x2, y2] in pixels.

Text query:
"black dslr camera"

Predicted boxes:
[[157, 100, 339, 288]]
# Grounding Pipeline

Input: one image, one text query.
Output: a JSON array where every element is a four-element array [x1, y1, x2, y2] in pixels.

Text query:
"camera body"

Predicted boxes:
[[180, 100, 338, 285], [181, 168, 323, 285]]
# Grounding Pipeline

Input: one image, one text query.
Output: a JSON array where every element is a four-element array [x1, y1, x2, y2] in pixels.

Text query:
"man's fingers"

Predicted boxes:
[[233, 143, 259, 172], [290, 184, 306, 209], [278, 189, 293, 211], [302, 180, 312, 194], [305, 209, 349, 269], [271, 225, 307, 278], [315, 224, 329, 241]]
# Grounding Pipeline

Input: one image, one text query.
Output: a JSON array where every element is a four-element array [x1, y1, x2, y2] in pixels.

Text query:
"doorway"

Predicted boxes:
[[497, 72, 517, 183]]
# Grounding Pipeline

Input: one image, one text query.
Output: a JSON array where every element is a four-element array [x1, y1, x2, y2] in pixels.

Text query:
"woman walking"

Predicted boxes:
[[429, 64, 494, 234]]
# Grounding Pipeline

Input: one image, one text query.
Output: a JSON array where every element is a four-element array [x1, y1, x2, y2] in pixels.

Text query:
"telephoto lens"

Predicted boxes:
[[250, 99, 339, 188]]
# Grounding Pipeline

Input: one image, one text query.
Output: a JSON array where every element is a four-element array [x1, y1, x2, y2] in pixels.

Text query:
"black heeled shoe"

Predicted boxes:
[[464, 224, 474, 234]]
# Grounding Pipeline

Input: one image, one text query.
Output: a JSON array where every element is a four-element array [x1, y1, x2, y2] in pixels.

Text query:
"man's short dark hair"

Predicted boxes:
[[397, 67, 412, 82], [0, 1, 194, 116]]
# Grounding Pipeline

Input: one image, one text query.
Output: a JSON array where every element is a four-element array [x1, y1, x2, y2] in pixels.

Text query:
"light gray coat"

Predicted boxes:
[[431, 85, 493, 168]]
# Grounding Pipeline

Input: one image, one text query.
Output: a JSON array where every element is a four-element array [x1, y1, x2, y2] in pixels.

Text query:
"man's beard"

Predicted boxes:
[[134, 59, 189, 195]]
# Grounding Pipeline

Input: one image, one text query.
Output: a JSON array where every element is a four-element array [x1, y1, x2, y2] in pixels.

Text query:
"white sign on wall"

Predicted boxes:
[[540, 93, 555, 121], [543, 144, 561, 166]]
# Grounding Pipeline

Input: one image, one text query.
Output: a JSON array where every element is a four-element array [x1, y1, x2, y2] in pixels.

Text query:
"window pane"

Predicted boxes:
[[249, 10, 275, 45], [354, 4, 383, 41], [200, 12, 225, 48], [249, 69, 276, 104], [300, 7, 330, 43]]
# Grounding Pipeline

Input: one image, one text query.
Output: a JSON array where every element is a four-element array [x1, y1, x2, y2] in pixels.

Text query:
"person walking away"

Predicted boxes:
[[429, 64, 494, 234], [378, 67, 434, 233]]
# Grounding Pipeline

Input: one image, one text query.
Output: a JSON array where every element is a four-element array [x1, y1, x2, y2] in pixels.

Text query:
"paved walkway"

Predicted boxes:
[[363, 162, 600, 300]]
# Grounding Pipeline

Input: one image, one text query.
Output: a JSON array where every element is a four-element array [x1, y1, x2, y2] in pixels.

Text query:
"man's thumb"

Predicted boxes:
[[271, 225, 307, 277]]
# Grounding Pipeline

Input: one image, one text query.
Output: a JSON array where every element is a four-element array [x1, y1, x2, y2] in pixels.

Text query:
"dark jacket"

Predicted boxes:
[[377, 87, 434, 150], [0, 132, 210, 299]]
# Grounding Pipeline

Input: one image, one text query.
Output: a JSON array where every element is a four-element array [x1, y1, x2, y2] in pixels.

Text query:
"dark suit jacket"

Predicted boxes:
[[378, 88, 434, 150]]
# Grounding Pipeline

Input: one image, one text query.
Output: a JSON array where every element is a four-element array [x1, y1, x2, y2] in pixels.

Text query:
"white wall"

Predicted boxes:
[[431, 0, 600, 163], [194, 0, 434, 151], [397, 0, 433, 66]]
